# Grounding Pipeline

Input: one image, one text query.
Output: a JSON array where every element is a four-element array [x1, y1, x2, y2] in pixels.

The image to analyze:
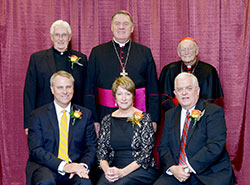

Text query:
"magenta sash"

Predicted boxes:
[[97, 87, 146, 112]]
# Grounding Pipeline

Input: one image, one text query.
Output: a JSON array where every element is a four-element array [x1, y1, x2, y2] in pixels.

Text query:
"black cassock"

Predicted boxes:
[[84, 40, 160, 123], [159, 60, 224, 112]]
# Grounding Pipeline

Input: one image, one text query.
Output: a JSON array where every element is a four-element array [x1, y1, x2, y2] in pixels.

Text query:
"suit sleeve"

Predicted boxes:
[[79, 109, 97, 169], [145, 49, 160, 123], [23, 55, 37, 129], [83, 49, 99, 122], [158, 111, 178, 172], [28, 111, 62, 171], [188, 106, 227, 174]]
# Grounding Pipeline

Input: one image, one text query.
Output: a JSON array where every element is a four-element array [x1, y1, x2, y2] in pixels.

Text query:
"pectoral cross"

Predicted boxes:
[[120, 69, 128, 77]]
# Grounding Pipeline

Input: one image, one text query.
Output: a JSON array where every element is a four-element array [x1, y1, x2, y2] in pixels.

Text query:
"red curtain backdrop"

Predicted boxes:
[[0, 0, 249, 184]]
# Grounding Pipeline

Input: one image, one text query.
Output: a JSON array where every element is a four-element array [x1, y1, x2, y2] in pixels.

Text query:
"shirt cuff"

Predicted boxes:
[[186, 158, 196, 174], [166, 168, 173, 175], [80, 163, 89, 173], [58, 161, 67, 175]]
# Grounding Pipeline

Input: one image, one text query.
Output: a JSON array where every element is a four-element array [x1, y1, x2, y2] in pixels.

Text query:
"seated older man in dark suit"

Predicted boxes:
[[154, 72, 236, 185], [26, 71, 96, 185]]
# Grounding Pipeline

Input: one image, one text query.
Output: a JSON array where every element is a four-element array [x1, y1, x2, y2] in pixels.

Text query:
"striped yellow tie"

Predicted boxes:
[[58, 110, 69, 162]]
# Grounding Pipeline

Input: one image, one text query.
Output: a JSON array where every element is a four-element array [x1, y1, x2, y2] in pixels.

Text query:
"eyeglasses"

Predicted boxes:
[[175, 86, 194, 93], [53, 33, 69, 39]]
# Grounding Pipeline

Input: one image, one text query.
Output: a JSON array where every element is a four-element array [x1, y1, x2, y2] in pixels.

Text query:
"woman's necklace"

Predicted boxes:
[[112, 40, 132, 77]]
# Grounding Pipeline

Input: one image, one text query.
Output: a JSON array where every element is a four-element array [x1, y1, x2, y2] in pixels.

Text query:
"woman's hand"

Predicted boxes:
[[104, 167, 124, 182]]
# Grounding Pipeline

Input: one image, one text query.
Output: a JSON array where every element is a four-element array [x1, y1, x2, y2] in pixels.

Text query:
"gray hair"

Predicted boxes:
[[112, 10, 133, 24], [50, 20, 72, 35], [50, 70, 74, 87], [177, 38, 198, 52], [174, 72, 199, 89]]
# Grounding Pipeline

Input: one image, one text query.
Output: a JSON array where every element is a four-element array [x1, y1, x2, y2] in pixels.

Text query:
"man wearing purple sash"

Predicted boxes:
[[84, 10, 160, 137]]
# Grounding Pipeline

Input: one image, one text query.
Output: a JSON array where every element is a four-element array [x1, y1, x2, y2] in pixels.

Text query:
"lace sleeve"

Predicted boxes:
[[132, 113, 155, 169]]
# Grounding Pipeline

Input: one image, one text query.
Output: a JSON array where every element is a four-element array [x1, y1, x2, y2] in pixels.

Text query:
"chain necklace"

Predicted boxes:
[[112, 39, 132, 77]]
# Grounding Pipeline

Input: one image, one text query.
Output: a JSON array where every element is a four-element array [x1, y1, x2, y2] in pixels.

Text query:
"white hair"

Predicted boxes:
[[50, 20, 72, 35], [174, 72, 199, 89]]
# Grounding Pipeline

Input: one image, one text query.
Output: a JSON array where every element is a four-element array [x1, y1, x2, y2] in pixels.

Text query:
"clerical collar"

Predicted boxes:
[[53, 46, 68, 56], [181, 60, 198, 74], [113, 38, 130, 47]]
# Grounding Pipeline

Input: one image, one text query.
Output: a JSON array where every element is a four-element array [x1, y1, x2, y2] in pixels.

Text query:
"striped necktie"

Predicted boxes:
[[58, 109, 69, 162], [178, 111, 191, 165]]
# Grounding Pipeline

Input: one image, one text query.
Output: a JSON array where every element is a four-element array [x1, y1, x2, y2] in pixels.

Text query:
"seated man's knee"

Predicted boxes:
[[31, 167, 56, 185]]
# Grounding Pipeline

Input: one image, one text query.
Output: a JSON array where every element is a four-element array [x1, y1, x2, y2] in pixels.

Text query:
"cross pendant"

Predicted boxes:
[[120, 69, 128, 77]]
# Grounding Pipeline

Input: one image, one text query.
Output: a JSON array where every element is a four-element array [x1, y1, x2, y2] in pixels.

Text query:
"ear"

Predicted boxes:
[[174, 90, 177, 96], [131, 24, 134, 33], [195, 46, 199, 56], [196, 87, 200, 96], [50, 86, 54, 95], [68, 34, 72, 42], [50, 34, 54, 42]]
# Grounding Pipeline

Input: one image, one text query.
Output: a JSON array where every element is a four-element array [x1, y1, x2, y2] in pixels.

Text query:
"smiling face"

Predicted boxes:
[[111, 14, 134, 43], [50, 24, 72, 52], [174, 75, 200, 110], [178, 39, 198, 66], [115, 86, 134, 111], [50, 75, 74, 108]]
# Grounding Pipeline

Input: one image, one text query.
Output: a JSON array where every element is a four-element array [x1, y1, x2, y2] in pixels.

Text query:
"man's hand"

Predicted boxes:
[[64, 163, 89, 179], [152, 122, 157, 133], [94, 122, 100, 138], [104, 167, 123, 182], [169, 165, 190, 182], [25, 128, 29, 135]]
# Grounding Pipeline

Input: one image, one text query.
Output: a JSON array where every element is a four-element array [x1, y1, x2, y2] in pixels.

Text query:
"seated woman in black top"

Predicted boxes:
[[96, 76, 159, 185]]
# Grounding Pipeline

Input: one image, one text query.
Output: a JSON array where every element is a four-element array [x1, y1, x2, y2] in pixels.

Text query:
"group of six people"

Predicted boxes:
[[24, 10, 236, 185]]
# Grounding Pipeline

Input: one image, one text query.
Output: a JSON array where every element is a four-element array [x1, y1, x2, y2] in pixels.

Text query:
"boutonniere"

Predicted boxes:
[[70, 109, 82, 126], [68, 55, 83, 69], [188, 109, 205, 128], [127, 112, 144, 128]]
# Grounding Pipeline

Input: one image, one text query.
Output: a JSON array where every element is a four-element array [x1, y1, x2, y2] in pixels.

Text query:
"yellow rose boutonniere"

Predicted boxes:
[[68, 55, 83, 69], [127, 112, 144, 128], [70, 109, 82, 126], [188, 109, 205, 128]]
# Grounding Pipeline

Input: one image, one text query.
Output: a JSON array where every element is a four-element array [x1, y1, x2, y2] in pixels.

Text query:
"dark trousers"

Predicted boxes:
[[153, 173, 203, 185], [31, 166, 92, 185]]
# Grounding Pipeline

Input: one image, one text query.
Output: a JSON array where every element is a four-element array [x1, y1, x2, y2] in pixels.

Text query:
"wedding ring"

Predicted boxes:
[[184, 168, 190, 173]]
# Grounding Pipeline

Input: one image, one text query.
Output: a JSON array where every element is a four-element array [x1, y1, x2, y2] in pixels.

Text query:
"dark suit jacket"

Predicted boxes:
[[158, 100, 236, 185], [25, 103, 97, 185], [24, 47, 87, 128]]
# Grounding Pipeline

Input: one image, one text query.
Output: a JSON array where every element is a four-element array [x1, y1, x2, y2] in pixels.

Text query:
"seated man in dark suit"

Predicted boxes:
[[24, 20, 87, 135], [154, 72, 236, 185], [26, 71, 96, 185]]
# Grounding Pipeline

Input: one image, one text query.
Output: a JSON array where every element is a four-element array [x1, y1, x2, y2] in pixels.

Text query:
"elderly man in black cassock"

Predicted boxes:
[[159, 37, 223, 113]]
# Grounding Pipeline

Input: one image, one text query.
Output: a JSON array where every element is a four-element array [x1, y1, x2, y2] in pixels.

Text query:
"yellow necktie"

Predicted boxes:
[[58, 110, 69, 162]]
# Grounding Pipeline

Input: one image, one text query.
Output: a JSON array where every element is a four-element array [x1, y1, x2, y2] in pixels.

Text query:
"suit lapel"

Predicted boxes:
[[47, 103, 60, 145], [46, 48, 57, 73], [186, 100, 205, 145], [68, 105, 75, 147], [174, 106, 182, 147]]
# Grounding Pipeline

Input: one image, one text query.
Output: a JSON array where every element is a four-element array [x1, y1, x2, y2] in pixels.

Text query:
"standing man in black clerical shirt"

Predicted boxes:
[[24, 20, 87, 135], [159, 37, 224, 113], [84, 10, 160, 137]]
